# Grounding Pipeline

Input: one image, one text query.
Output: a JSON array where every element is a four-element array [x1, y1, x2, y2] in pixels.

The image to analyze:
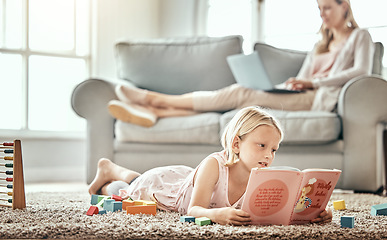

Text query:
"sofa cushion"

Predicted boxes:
[[115, 35, 243, 95], [254, 42, 306, 85], [220, 109, 341, 144], [115, 112, 222, 145]]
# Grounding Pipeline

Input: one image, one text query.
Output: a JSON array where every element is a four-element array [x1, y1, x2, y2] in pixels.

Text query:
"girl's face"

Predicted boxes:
[[317, 0, 348, 29], [233, 125, 281, 170]]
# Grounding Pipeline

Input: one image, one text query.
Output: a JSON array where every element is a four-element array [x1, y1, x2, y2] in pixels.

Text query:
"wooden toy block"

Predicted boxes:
[[86, 206, 99, 216], [104, 200, 122, 212], [341, 216, 355, 228], [96, 196, 111, 208], [126, 205, 157, 215], [195, 217, 212, 226], [98, 210, 107, 215], [143, 200, 156, 206], [333, 200, 346, 210], [90, 194, 109, 205], [122, 200, 135, 210], [103, 199, 115, 211], [134, 200, 146, 205], [180, 216, 195, 223], [133, 200, 156, 206], [91, 195, 100, 205], [112, 194, 122, 201], [371, 203, 387, 216]]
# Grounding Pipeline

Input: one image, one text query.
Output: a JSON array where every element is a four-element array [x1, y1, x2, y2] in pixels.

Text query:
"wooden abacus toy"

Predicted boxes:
[[0, 140, 26, 209]]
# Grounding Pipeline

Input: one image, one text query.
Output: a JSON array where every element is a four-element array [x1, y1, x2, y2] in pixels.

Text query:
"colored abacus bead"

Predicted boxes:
[[0, 177, 13, 182]]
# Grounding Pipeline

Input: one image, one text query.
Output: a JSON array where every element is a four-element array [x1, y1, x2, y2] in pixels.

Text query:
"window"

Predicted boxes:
[[206, 0, 253, 53], [264, 0, 387, 73], [0, 0, 89, 133], [264, 0, 321, 51], [206, 0, 386, 77]]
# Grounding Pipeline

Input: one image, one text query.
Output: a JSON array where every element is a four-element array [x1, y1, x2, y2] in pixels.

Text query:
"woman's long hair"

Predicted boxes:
[[315, 0, 359, 54]]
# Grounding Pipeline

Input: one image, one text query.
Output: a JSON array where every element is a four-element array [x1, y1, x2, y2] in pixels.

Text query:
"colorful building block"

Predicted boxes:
[[333, 200, 346, 210], [133, 200, 157, 206], [91, 195, 100, 205], [112, 194, 122, 201], [91, 194, 109, 205], [341, 216, 355, 228], [98, 209, 107, 215], [104, 199, 122, 212], [126, 205, 157, 215], [122, 200, 135, 210], [86, 206, 99, 216], [96, 196, 111, 208], [180, 216, 195, 223], [371, 203, 387, 216], [195, 217, 212, 226]]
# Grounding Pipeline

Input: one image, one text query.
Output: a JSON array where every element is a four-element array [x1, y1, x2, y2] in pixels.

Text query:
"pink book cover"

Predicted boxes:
[[241, 167, 341, 225]]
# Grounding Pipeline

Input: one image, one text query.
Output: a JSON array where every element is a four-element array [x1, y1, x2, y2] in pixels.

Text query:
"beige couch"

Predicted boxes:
[[72, 35, 386, 192]]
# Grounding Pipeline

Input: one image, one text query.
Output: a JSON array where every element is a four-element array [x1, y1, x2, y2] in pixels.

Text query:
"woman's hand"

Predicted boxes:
[[285, 78, 314, 90], [310, 207, 332, 224], [212, 207, 251, 226]]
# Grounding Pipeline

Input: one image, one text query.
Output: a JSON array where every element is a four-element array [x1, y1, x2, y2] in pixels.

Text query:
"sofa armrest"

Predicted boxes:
[[71, 78, 117, 183], [338, 75, 387, 191]]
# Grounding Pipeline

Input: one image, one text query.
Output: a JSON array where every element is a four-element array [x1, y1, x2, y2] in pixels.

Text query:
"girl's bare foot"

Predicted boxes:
[[88, 158, 141, 195], [88, 158, 115, 195]]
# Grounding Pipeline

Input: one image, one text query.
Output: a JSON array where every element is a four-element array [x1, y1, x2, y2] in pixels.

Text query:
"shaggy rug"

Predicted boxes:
[[0, 189, 386, 239]]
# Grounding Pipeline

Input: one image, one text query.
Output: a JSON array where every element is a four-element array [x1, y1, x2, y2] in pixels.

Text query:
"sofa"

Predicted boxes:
[[71, 35, 386, 192]]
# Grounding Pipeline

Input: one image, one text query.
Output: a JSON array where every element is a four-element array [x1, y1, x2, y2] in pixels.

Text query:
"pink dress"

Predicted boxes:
[[122, 150, 244, 215]]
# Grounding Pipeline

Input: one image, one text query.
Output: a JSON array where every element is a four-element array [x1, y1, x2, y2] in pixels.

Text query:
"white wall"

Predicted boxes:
[[91, 0, 160, 79], [12, 1, 202, 184], [1, 137, 86, 183], [92, 0, 203, 80]]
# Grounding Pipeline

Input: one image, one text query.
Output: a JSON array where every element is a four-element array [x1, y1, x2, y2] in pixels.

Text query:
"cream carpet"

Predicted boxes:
[[0, 187, 386, 239]]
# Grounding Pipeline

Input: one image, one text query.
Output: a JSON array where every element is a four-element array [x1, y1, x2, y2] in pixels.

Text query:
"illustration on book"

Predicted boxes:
[[241, 167, 341, 225]]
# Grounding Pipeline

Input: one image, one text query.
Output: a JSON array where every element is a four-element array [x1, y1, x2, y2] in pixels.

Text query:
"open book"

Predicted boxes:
[[241, 166, 341, 225]]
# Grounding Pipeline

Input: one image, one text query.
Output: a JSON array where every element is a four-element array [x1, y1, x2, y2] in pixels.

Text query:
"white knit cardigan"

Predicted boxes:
[[297, 28, 375, 112]]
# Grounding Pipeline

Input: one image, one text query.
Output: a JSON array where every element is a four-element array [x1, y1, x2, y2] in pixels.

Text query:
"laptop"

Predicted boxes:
[[227, 52, 303, 93]]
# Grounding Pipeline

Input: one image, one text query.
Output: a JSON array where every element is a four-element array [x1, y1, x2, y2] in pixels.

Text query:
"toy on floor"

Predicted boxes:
[[124, 199, 157, 215], [87, 194, 157, 216], [371, 203, 387, 216], [341, 216, 355, 228], [0, 140, 26, 210], [333, 199, 346, 210], [180, 216, 195, 223], [126, 205, 156, 215], [195, 217, 212, 226]]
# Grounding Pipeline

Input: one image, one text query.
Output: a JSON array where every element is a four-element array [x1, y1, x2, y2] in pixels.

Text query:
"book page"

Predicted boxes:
[[241, 169, 303, 225], [290, 169, 341, 224]]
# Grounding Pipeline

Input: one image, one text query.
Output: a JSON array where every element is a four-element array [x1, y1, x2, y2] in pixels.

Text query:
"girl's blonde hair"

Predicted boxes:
[[315, 0, 358, 54], [221, 106, 283, 166]]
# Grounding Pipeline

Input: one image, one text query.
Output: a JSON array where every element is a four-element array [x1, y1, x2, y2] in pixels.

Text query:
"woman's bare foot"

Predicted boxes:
[[116, 85, 177, 109], [116, 85, 149, 105], [88, 158, 141, 195], [108, 100, 157, 127]]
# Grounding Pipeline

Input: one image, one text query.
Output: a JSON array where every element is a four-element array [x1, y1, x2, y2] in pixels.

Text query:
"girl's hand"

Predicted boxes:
[[285, 78, 313, 90], [310, 207, 332, 224], [213, 207, 251, 226]]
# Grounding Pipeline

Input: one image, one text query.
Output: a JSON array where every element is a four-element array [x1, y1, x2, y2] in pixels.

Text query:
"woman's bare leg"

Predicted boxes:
[[117, 85, 195, 110], [149, 106, 199, 118], [88, 158, 141, 195]]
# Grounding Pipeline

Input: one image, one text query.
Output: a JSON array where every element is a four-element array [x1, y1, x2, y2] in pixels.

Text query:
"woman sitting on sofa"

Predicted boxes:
[[108, 0, 375, 128]]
